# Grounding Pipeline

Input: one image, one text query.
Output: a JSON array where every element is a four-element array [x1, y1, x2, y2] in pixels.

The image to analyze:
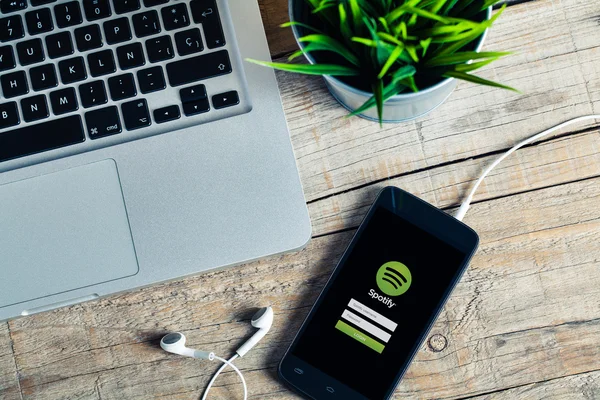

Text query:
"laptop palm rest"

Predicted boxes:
[[0, 159, 139, 309]]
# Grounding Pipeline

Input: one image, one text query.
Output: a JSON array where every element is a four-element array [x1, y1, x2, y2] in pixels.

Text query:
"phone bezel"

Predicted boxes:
[[278, 186, 479, 399]]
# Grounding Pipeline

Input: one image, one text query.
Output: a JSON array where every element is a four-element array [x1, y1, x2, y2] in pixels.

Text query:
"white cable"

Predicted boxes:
[[454, 115, 600, 221], [202, 354, 247, 400]]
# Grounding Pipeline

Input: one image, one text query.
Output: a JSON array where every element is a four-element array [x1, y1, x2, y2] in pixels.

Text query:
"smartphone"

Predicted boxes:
[[279, 186, 479, 399]]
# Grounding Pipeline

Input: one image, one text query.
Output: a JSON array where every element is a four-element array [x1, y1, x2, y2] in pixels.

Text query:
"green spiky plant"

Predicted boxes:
[[248, 0, 517, 123]]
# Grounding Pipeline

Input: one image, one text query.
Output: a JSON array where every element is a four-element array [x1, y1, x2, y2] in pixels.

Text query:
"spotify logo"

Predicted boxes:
[[376, 261, 412, 296]]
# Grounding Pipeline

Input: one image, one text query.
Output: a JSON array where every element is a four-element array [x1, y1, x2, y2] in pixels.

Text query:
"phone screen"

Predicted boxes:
[[289, 206, 468, 399]]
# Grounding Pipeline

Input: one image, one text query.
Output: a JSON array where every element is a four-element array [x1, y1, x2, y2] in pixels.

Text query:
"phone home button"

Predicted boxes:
[[326, 386, 335, 394]]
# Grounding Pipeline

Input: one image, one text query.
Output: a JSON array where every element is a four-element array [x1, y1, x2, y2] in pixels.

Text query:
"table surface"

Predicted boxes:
[[2, 1, 600, 399]]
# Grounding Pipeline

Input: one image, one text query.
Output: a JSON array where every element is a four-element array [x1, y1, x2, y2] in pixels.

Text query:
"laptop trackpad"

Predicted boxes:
[[0, 159, 139, 308]]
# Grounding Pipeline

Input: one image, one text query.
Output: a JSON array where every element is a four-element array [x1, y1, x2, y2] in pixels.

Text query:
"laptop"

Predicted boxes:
[[0, 0, 311, 321]]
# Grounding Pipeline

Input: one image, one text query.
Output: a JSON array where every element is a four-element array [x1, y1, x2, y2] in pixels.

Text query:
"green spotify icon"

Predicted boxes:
[[376, 261, 412, 296]]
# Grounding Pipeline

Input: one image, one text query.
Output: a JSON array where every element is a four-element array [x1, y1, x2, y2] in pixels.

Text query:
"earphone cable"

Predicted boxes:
[[454, 115, 600, 221], [202, 354, 246, 400]]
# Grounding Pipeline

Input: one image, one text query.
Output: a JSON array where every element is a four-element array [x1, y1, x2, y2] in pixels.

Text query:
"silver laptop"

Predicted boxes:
[[0, 0, 311, 321]]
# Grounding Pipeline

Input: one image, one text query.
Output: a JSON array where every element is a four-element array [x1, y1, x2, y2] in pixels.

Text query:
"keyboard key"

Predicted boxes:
[[45, 31, 74, 59], [29, 63, 58, 91], [0, 15, 24, 42], [137, 66, 165, 94], [103, 17, 131, 44], [88, 49, 115, 77], [31, 0, 58, 5], [132, 10, 160, 38], [85, 105, 122, 139], [1, 70, 28, 98], [175, 28, 203, 56], [54, 1, 82, 28], [0, 45, 15, 72], [190, 0, 225, 49], [179, 83, 205, 103], [113, 0, 140, 15], [121, 98, 150, 130], [182, 98, 209, 116], [166, 49, 231, 87], [83, 0, 112, 21], [49, 87, 78, 115], [0, 115, 84, 163], [58, 56, 87, 84], [146, 35, 173, 63], [21, 94, 49, 122], [116, 42, 144, 69], [75, 24, 103, 52], [154, 104, 180, 124], [25, 8, 53, 35], [79, 80, 107, 108], [144, 0, 168, 6], [212, 91, 239, 109], [16, 38, 45, 65], [108, 73, 136, 101], [0, 102, 19, 129], [161, 3, 189, 31], [1, 0, 27, 14]]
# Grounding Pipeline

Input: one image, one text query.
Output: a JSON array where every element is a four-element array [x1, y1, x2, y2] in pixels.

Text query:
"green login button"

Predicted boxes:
[[335, 320, 385, 353]]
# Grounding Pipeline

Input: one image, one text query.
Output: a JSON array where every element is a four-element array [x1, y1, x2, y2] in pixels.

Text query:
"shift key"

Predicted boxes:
[[166, 50, 231, 87]]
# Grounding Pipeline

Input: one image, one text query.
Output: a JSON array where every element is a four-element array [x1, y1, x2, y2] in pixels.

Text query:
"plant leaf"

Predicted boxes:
[[391, 65, 417, 83], [426, 51, 511, 66], [373, 79, 384, 126], [378, 45, 405, 79], [280, 21, 323, 34], [443, 70, 519, 91], [299, 34, 360, 65], [454, 57, 498, 72], [245, 59, 360, 76]]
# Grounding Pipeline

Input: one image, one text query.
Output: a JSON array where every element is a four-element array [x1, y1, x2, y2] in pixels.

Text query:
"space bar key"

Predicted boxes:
[[166, 50, 232, 87], [0, 115, 85, 163]]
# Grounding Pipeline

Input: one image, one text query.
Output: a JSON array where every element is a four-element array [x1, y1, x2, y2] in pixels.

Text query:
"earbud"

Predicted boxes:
[[160, 332, 215, 360], [235, 306, 274, 357]]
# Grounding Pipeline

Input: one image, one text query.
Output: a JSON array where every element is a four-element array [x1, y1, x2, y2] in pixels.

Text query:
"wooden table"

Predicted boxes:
[[2, 1, 600, 399]]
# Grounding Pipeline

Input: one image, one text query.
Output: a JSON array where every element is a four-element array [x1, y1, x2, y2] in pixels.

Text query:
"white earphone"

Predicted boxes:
[[160, 306, 274, 400]]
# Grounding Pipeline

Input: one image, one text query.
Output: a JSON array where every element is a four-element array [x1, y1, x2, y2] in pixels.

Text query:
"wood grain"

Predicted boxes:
[[0, 323, 20, 400], [469, 370, 600, 400], [6, 175, 600, 399], [308, 128, 600, 236]]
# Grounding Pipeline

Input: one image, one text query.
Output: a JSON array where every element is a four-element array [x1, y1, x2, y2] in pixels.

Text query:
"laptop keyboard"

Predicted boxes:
[[0, 0, 251, 165]]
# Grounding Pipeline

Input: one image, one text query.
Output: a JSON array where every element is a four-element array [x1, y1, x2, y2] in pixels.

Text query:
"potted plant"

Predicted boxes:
[[248, 0, 517, 124]]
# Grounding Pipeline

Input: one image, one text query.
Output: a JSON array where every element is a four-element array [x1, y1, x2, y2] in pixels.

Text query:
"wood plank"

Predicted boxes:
[[6, 176, 600, 399], [258, 0, 296, 58], [468, 370, 600, 400], [308, 128, 600, 236], [0, 322, 21, 400], [279, 0, 600, 202]]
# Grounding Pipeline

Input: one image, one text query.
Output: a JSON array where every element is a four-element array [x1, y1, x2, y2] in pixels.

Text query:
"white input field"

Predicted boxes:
[[348, 298, 398, 332], [341, 310, 392, 343]]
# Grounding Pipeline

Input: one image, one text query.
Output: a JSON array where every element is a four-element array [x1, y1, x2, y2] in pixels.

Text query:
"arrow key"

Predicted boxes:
[[179, 84, 206, 103], [154, 104, 180, 124], [182, 98, 210, 117], [212, 90, 239, 110], [121, 98, 150, 131]]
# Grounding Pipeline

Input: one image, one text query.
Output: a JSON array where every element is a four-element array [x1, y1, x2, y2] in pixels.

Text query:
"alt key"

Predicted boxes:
[[212, 90, 239, 110]]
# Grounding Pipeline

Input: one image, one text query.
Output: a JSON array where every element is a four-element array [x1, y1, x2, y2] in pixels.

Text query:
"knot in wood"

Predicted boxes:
[[428, 334, 448, 352]]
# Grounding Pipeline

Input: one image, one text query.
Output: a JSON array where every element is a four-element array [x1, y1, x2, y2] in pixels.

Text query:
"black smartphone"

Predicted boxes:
[[279, 187, 479, 400]]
